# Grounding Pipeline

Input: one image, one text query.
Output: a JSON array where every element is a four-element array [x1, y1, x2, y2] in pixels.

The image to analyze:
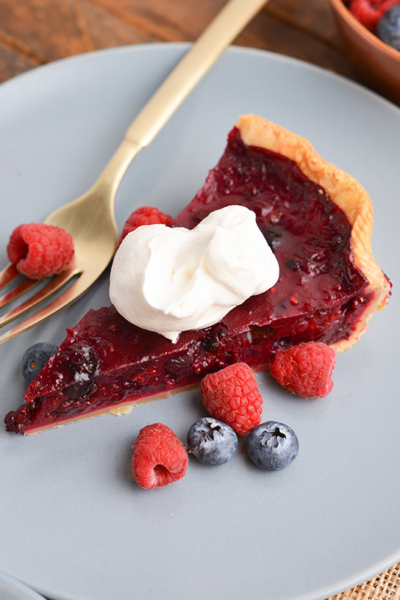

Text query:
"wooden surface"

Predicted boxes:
[[0, 0, 365, 87], [0, 1, 398, 600]]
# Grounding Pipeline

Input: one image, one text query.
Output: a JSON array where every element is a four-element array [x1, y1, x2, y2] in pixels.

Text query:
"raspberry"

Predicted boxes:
[[131, 423, 188, 489], [200, 363, 263, 436], [7, 223, 74, 279], [270, 342, 336, 398], [348, 0, 400, 32], [116, 206, 173, 250]]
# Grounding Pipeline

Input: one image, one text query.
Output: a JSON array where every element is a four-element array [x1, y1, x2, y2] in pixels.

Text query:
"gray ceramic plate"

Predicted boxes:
[[0, 570, 44, 600], [0, 44, 398, 600]]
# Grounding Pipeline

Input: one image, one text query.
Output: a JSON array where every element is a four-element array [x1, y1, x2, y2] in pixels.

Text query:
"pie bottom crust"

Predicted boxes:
[[25, 384, 197, 434], [24, 364, 271, 434]]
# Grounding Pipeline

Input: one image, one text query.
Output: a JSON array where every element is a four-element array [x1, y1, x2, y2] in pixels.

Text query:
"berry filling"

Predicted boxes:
[[5, 128, 373, 434]]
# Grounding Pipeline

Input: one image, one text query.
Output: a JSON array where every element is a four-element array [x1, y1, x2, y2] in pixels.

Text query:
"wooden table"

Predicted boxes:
[[0, 0, 365, 88], [0, 1, 398, 599]]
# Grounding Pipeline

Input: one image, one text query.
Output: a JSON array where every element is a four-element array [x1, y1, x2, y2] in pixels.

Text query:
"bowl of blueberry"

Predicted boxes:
[[329, 0, 400, 104]]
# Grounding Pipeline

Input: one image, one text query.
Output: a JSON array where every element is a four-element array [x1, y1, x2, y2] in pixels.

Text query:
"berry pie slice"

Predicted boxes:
[[5, 115, 391, 434]]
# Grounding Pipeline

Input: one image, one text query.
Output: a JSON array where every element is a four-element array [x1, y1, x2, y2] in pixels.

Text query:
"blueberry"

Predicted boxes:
[[376, 6, 400, 51], [246, 421, 299, 471], [187, 417, 238, 465], [22, 342, 58, 383]]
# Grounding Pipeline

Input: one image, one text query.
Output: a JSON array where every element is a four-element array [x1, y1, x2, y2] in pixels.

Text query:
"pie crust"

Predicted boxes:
[[236, 114, 390, 351], [4, 115, 391, 434]]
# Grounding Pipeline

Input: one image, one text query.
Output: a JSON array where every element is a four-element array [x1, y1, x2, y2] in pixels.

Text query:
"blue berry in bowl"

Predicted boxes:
[[22, 342, 58, 383], [246, 421, 299, 471], [187, 417, 238, 465], [376, 6, 400, 51]]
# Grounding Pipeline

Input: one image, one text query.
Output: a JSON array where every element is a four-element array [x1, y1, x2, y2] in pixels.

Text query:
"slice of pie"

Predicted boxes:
[[5, 115, 391, 434]]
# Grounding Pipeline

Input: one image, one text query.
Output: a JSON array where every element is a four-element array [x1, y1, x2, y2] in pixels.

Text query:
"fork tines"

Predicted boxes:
[[0, 264, 40, 311], [0, 263, 20, 290], [0, 263, 82, 344]]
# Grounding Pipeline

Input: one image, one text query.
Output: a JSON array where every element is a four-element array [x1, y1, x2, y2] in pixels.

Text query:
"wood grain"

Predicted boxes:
[[234, 11, 359, 79], [0, 38, 39, 82], [86, 0, 228, 41], [0, 0, 362, 86], [80, 1, 159, 48], [267, 0, 342, 45], [0, 0, 159, 64]]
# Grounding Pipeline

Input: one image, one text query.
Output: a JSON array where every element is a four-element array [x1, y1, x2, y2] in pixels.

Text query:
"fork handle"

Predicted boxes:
[[98, 0, 267, 197], [124, 0, 267, 148]]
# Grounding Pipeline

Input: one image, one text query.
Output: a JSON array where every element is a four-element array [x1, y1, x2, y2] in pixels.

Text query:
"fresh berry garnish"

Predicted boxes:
[[246, 421, 299, 471], [376, 5, 400, 48], [22, 342, 58, 383], [7, 223, 74, 279], [131, 423, 188, 489], [116, 206, 173, 250], [270, 342, 336, 398], [200, 363, 263, 436], [187, 417, 238, 465], [348, 0, 400, 32]]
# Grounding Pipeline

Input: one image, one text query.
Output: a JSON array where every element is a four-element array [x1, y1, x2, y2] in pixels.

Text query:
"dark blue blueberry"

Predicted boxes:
[[246, 421, 299, 471], [376, 6, 400, 51], [22, 342, 58, 383], [187, 417, 238, 465]]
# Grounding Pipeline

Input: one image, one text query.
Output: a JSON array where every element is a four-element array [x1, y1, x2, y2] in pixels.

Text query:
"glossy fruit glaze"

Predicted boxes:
[[5, 127, 372, 433]]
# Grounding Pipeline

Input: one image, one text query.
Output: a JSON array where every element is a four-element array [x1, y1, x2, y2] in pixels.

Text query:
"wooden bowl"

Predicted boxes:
[[329, 0, 400, 105]]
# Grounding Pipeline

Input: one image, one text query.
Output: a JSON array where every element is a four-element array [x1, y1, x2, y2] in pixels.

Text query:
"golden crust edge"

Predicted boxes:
[[237, 114, 391, 352]]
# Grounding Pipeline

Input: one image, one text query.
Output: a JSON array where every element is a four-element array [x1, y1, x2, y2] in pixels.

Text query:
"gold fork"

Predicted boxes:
[[0, 0, 267, 345]]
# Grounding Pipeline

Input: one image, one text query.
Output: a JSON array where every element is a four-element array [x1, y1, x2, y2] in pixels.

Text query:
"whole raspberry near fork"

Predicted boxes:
[[200, 363, 263, 436], [131, 423, 188, 489], [270, 342, 336, 398], [116, 206, 173, 250], [7, 223, 74, 279]]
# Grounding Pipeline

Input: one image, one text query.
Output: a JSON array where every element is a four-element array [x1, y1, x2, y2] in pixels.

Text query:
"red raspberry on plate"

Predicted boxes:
[[131, 423, 188, 489], [200, 363, 263, 436], [116, 206, 173, 250], [7, 223, 74, 280], [270, 342, 336, 398]]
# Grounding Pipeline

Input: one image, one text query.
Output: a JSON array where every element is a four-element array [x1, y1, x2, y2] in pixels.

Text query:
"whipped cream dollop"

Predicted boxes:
[[109, 205, 279, 342]]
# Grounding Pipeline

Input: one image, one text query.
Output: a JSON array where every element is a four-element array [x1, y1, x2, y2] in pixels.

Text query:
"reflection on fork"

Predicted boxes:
[[0, 140, 138, 345]]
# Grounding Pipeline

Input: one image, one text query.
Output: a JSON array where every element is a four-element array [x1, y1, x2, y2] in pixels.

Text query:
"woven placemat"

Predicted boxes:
[[326, 562, 400, 599], [42, 563, 400, 600]]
